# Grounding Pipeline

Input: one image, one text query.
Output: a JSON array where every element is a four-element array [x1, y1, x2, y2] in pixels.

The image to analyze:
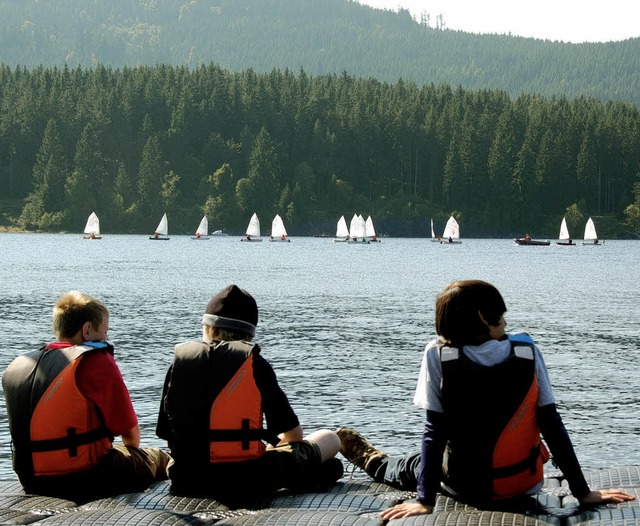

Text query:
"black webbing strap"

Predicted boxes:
[[30, 427, 111, 457], [209, 419, 279, 449], [492, 443, 541, 479]]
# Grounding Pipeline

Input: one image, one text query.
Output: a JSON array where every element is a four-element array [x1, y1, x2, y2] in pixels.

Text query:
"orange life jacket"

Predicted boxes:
[[440, 335, 548, 501], [2, 343, 113, 478], [208, 347, 266, 462], [167, 341, 278, 465]]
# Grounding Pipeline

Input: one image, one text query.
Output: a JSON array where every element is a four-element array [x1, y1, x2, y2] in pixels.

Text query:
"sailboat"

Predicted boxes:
[[149, 213, 169, 240], [430, 218, 440, 242], [348, 214, 369, 244], [440, 216, 462, 244], [365, 215, 380, 242], [334, 215, 349, 242], [582, 217, 601, 245], [556, 216, 575, 245], [82, 212, 102, 239], [191, 216, 209, 240], [269, 214, 290, 242], [241, 213, 262, 242]]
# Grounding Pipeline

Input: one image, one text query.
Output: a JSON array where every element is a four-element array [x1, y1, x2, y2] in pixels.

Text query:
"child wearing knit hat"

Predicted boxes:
[[157, 284, 342, 507]]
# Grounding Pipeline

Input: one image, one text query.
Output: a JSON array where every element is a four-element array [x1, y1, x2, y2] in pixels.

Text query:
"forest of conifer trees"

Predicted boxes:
[[1, 64, 639, 237]]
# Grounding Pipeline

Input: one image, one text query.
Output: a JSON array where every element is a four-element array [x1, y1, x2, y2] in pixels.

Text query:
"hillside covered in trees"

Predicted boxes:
[[1, 0, 640, 106], [2, 65, 639, 237]]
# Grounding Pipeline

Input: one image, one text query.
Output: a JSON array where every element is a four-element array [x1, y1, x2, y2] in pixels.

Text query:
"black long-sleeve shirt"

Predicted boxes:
[[416, 404, 590, 506]]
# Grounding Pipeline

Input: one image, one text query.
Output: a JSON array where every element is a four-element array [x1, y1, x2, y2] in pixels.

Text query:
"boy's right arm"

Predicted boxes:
[[121, 425, 141, 448]]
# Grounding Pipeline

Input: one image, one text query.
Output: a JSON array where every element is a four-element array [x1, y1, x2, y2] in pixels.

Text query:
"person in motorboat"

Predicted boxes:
[[156, 284, 343, 508], [2, 291, 171, 502], [525, 233, 531, 241], [336, 280, 635, 519]]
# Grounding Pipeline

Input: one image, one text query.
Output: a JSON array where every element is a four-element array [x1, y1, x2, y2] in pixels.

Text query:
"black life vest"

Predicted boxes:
[[163, 340, 278, 464], [440, 335, 546, 502], [2, 342, 113, 480]]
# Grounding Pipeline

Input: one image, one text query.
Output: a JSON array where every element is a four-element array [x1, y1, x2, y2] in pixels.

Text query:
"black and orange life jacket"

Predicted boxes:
[[2, 342, 113, 479], [440, 334, 548, 502], [166, 340, 279, 464]]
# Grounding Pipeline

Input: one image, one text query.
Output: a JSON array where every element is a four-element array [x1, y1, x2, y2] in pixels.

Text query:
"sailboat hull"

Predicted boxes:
[[515, 238, 550, 246], [83, 235, 102, 240], [149, 236, 169, 240], [556, 241, 575, 245]]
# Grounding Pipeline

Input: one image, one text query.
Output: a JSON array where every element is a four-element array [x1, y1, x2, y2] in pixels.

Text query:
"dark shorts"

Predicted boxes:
[[169, 439, 342, 508], [23, 446, 171, 502]]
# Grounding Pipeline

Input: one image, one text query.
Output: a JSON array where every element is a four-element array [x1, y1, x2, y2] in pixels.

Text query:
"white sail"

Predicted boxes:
[[583, 217, 598, 243], [271, 214, 287, 238], [559, 216, 571, 240], [83, 212, 100, 236], [155, 213, 169, 236], [335, 216, 349, 240], [194, 216, 208, 238], [246, 213, 261, 238], [350, 214, 366, 240], [430, 218, 436, 239], [442, 216, 460, 240], [365, 216, 377, 239]]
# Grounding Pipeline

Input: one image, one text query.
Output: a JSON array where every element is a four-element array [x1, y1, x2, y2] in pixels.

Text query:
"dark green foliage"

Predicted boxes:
[[0, 64, 639, 236], [0, 0, 639, 106]]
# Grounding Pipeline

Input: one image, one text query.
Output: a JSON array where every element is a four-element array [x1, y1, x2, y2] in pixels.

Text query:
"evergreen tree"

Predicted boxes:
[[246, 127, 281, 219], [65, 123, 105, 229], [19, 118, 68, 230], [136, 134, 164, 223]]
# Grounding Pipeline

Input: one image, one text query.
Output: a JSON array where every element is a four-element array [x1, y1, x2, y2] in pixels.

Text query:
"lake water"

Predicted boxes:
[[0, 233, 638, 479]]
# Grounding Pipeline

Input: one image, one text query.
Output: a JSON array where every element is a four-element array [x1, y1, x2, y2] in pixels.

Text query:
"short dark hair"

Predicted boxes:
[[435, 280, 506, 346]]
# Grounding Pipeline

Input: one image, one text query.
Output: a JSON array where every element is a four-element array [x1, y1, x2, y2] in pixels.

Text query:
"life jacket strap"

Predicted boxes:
[[492, 443, 541, 479], [209, 419, 280, 449], [30, 427, 112, 456]]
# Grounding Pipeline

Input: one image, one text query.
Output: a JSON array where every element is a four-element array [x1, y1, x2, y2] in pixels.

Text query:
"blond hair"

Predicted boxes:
[[203, 325, 253, 344], [52, 291, 108, 340]]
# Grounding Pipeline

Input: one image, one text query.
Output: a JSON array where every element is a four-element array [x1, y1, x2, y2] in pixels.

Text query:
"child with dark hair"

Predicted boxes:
[[338, 280, 634, 519]]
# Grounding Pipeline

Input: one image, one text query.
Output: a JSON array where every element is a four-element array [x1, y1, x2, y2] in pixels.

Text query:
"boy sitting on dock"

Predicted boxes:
[[2, 291, 171, 501], [157, 284, 343, 508]]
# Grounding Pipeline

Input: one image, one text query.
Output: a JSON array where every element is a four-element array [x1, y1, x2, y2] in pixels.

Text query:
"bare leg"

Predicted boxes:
[[305, 429, 341, 462]]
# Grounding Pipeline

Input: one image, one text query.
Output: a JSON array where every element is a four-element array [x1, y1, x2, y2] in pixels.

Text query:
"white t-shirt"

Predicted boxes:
[[414, 336, 556, 412]]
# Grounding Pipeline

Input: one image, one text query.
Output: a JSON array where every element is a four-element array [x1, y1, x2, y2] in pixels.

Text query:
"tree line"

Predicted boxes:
[[1, 64, 639, 237], [1, 0, 640, 106]]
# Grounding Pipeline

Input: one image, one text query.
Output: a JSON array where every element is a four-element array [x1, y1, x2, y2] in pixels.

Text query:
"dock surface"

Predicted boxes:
[[0, 466, 638, 525]]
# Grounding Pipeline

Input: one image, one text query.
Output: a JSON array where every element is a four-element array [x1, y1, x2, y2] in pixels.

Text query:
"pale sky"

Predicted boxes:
[[358, 0, 640, 43]]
